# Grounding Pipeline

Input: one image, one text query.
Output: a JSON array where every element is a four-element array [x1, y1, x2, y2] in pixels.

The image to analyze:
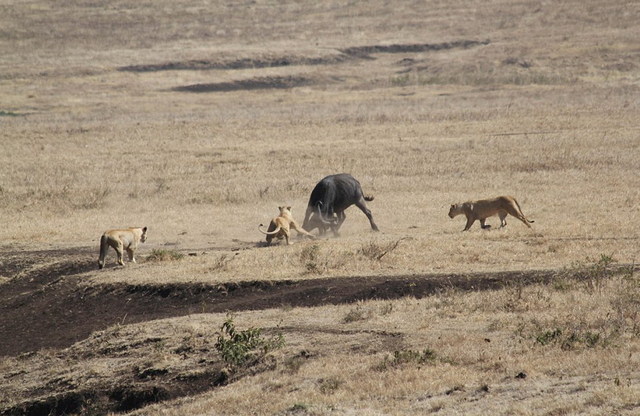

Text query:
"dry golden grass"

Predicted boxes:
[[1, 0, 639, 414], [3, 266, 638, 415]]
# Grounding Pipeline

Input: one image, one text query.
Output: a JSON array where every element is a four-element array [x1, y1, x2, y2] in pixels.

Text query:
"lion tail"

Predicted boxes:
[[258, 224, 281, 235], [513, 199, 535, 224], [364, 194, 375, 202], [98, 234, 109, 269]]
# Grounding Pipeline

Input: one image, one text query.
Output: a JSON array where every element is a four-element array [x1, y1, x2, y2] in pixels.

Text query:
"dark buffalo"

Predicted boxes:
[[302, 173, 379, 236]]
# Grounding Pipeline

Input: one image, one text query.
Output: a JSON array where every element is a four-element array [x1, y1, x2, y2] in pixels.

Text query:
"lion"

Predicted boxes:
[[448, 196, 534, 231], [98, 226, 148, 269], [259, 206, 314, 245]]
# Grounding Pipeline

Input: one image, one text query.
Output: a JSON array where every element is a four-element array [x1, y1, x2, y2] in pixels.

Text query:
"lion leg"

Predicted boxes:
[[291, 222, 315, 239], [480, 218, 492, 229], [463, 217, 475, 231], [126, 247, 136, 263], [98, 235, 109, 269], [508, 207, 532, 228], [498, 210, 508, 228], [113, 242, 125, 266]]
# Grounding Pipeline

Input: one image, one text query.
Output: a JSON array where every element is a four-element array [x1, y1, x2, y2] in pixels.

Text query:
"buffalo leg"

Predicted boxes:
[[355, 198, 379, 232]]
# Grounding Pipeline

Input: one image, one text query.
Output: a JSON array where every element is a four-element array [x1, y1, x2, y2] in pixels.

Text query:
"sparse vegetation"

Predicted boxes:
[[375, 348, 439, 371], [342, 304, 372, 323], [559, 254, 620, 293], [357, 237, 408, 261], [214, 317, 284, 369], [299, 244, 347, 275], [534, 327, 609, 350], [1, 0, 639, 415], [146, 249, 184, 262], [318, 377, 343, 394], [208, 253, 233, 272]]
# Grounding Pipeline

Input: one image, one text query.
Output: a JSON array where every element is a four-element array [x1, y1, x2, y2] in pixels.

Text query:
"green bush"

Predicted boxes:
[[214, 317, 284, 368]]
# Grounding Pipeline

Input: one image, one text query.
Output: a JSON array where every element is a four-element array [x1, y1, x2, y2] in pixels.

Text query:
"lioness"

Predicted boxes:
[[259, 206, 314, 245], [98, 226, 148, 269], [448, 196, 534, 231]]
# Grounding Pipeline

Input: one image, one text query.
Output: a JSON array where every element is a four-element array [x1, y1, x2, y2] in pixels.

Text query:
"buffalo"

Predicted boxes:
[[302, 173, 379, 236]]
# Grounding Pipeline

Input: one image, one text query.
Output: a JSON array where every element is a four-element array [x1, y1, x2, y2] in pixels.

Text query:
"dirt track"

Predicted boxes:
[[0, 248, 556, 357]]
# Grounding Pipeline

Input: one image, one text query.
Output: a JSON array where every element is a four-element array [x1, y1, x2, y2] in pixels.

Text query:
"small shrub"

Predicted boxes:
[[610, 266, 640, 335], [379, 302, 394, 316], [342, 305, 371, 323], [287, 403, 309, 413], [214, 317, 284, 368], [76, 185, 112, 209], [299, 244, 347, 274], [358, 238, 407, 261], [534, 327, 610, 350], [300, 244, 322, 274], [390, 74, 411, 86], [153, 177, 169, 194], [535, 328, 562, 346], [318, 377, 342, 394], [375, 348, 438, 371], [209, 254, 233, 272], [283, 350, 311, 374], [559, 254, 617, 293], [146, 249, 184, 262]]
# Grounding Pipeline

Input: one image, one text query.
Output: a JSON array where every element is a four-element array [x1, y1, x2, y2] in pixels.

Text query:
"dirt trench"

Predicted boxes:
[[0, 248, 555, 357]]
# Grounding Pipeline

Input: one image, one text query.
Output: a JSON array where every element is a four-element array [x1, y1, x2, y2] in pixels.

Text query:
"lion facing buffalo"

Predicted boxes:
[[97, 173, 534, 267]]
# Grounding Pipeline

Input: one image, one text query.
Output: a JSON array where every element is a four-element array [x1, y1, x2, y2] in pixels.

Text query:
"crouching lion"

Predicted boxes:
[[259, 206, 314, 245]]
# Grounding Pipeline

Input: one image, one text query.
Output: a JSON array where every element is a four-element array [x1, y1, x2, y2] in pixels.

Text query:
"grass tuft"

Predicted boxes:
[[374, 348, 439, 371], [146, 249, 184, 262]]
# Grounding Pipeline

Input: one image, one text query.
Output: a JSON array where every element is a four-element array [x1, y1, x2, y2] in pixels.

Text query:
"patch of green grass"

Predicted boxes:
[[539, 328, 608, 350], [214, 317, 284, 369], [535, 328, 563, 346]]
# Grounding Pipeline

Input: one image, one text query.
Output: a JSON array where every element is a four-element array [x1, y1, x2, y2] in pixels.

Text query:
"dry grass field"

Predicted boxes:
[[1, 0, 639, 414]]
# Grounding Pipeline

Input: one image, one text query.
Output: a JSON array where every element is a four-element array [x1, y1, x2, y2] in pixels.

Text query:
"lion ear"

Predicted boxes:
[[142, 226, 148, 232], [278, 206, 283, 210], [287, 206, 292, 211]]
